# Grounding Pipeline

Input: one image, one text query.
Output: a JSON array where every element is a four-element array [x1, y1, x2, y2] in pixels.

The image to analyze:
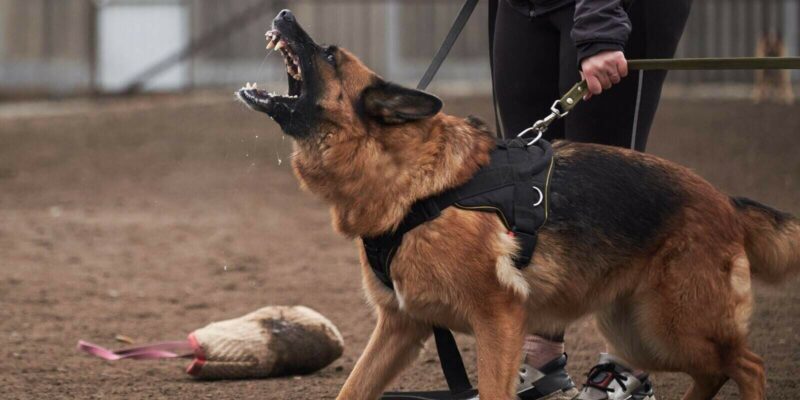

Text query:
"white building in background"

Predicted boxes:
[[96, 0, 190, 92], [0, 0, 797, 97]]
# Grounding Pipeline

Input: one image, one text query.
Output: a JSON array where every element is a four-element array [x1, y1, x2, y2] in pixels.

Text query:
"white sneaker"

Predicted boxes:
[[517, 354, 579, 399], [572, 353, 656, 400]]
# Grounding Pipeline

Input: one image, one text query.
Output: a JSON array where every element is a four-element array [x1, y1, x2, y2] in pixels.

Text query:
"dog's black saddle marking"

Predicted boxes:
[[361, 137, 554, 290]]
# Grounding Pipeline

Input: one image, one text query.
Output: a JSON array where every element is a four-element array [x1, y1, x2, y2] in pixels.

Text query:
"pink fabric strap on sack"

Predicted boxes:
[[77, 340, 195, 361]]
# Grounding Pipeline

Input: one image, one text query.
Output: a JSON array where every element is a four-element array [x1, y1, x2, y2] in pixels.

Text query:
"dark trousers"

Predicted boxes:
[[490, 0, 691, 342], [491, 0, 691, 151]]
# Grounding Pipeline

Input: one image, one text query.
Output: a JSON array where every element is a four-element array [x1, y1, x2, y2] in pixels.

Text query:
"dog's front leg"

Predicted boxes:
[[337, 309, 430, 400], [472, 297, 526, 400]]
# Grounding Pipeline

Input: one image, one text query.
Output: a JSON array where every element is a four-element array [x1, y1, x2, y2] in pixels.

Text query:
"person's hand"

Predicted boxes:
[[580, 50, 628, 100]]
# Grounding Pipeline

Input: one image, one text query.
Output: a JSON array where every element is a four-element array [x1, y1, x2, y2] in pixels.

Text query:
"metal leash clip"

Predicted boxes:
[[517, 80, 588, 146], [517, 99, 570, 146]]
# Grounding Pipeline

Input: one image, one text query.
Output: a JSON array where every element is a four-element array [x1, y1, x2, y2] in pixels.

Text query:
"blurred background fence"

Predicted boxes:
[[0, 0, 798, 98]]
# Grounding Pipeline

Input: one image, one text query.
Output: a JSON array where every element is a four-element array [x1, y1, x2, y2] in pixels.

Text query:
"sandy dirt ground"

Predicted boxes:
[[0, 92, 798, 399]]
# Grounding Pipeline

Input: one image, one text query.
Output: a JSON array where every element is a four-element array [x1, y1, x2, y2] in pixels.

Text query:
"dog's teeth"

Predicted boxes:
[[267, 40, 275, 50], [275, 41, 285, 51], [252, 82, 258, 89]]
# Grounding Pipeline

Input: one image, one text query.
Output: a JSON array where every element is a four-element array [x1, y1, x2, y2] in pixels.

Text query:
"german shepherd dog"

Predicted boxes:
[[753, 30, 795, 105], [237, 10, 799, 400]]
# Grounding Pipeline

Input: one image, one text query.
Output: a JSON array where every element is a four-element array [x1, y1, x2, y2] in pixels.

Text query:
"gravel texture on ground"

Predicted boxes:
[[0, 93, 798, 399]]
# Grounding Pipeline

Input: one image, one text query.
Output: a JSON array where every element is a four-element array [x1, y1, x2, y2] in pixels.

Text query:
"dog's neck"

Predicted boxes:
[[292, 114, 495, 238]]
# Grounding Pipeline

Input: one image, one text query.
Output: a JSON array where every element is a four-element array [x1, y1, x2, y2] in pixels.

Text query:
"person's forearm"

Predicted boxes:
[[571, 0, 632, 65]]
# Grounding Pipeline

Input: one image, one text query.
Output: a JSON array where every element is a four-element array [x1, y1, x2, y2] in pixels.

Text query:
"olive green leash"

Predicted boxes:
[[519, 56, 800, 144]]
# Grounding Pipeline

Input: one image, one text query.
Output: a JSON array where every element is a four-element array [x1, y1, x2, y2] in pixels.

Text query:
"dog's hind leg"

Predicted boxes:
[[682, 374, 728, 400], [336, 310, 430, 400], [472, 296, 527, 400], [724, 348, 766, 400]]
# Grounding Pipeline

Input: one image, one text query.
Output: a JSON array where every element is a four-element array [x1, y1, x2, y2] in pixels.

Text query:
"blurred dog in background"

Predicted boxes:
[[753, 30, 795, 104]]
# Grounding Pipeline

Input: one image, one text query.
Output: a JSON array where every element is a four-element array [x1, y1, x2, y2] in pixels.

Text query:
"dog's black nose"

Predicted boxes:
[[275, 9, 295, 23]]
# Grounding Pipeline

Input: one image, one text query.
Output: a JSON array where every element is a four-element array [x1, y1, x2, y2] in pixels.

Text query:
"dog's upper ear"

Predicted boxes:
[[362, 82, 443, 124]]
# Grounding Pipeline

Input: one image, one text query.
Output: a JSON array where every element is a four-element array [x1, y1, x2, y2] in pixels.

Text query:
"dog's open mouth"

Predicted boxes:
[[236, 27, 305, 113], [267, 29, 303, 83]]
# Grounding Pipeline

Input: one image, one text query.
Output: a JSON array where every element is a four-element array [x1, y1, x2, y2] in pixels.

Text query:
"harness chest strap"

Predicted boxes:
[[361, 138, 555, 290]]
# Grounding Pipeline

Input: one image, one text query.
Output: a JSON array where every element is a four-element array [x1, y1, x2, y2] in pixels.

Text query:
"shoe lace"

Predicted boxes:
[[584, 363, 628, 393]]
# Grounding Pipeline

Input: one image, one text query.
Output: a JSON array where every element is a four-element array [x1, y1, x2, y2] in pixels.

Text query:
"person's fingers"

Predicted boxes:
[[617, 57, 629, 77], [597, 72, 612, 90], [609, 70, 621, 84], [586, 74, 603, 95], [600, 60, 618, 88], [579, 72, 592, 100], [579, 51, 628, 100]]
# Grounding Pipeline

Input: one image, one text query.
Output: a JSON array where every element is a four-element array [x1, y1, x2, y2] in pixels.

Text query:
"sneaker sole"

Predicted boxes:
[[539, 387, 579, 400]]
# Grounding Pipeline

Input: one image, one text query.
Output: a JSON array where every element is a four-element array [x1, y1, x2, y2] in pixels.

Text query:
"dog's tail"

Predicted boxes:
[[733, 197, 800, 284]]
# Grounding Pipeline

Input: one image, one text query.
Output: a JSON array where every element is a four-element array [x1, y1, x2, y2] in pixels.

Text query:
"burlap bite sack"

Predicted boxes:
[[78, 305, 344, 380], [186, 305, 344, 379]]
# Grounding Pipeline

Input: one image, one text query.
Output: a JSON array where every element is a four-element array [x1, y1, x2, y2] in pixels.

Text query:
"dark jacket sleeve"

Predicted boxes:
[[570, 0, 632, 66]]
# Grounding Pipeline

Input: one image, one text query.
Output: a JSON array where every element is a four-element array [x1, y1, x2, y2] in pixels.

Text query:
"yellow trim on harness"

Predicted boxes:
[[452, 203, 512, 231], [543, 156, 555, 224]]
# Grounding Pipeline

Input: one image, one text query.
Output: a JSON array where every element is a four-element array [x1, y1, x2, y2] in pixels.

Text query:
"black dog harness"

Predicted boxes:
[[362, 137, 554, 290], [363, 138, 554, 399]]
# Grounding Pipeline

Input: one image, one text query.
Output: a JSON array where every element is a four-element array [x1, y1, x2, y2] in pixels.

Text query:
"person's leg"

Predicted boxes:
[[558, 0, 692, 151], [493, 0, 568, 364], [547, 1, 692, 399], [492, 4, 577, 399], [522, 333, 565, 368], [492, 0, 564, 141]]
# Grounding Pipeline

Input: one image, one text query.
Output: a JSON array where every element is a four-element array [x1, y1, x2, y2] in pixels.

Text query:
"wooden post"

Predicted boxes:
[[88, 0, 98, 93]]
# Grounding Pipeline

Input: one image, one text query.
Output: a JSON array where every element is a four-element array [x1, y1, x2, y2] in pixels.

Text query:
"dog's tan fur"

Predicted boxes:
[[246, 41, 799, 399]]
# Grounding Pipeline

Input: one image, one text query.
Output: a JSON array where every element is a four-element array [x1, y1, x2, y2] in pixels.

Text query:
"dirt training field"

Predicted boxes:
[[0, 92, 798, 399]]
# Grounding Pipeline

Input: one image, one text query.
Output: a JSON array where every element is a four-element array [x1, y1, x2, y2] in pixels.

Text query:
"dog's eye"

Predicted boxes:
[[324, 46, 337, 65]]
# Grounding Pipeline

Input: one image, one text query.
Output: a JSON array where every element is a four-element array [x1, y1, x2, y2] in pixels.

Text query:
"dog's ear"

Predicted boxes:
[[362, 82, 443, 124]]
